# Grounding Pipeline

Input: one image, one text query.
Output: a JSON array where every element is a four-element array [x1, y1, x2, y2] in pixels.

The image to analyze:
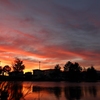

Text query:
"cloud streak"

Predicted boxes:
[[0, 0, 100, 71]]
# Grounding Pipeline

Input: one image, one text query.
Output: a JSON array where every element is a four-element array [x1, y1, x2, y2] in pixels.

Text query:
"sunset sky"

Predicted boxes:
[[0, 0, 100, 72]]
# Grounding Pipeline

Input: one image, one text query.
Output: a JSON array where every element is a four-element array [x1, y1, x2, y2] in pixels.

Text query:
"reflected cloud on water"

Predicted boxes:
[[0, 81, 99, 100], [32, 84, 98, 100]]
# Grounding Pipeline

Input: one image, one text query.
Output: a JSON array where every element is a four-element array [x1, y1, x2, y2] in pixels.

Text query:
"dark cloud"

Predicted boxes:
[[0, 0, 100, 71]]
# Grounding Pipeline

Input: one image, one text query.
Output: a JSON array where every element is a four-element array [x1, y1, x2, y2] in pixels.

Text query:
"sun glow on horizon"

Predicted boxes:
[[0, 0, 99, 72]]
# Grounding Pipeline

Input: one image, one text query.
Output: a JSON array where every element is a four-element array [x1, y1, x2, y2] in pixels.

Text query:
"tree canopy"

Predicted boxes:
[[64, 61, 82, 72], [12, 58, 25, 72]]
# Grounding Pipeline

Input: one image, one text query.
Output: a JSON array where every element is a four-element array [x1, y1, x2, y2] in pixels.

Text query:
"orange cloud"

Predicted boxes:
[[0, 0, 100, 72]]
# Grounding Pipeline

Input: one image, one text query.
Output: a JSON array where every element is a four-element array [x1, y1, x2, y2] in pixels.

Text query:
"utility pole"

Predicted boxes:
[[39, 61, 41, 70]]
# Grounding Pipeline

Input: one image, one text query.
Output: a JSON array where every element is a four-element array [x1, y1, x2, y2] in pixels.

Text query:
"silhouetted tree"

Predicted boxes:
[[3, 65, 11, 76], [54, 64, 61, 71], [0, 66, 3, 75], [74, 62, 82, 72], [86, 66, 98, 81], [12, 58, 25, 72], [63, 61, 82, 82], [53, 64, 61, 80], [64, 61, 73, 72], [64, 61, 82, 72]]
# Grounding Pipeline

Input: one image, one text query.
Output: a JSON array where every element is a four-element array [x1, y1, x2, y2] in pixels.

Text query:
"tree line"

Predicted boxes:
[[0, 58, 98, 82], [53, 61, 98, 82]]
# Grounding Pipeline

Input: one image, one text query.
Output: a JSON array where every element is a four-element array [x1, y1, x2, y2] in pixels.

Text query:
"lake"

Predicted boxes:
[[0, 81, 100, 100]]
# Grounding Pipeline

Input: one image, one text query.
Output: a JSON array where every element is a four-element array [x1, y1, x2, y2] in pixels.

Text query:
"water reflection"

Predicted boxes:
[[0, 81, 32, 100], [88, 86, 97, 97], [9, 81, 23, 100], [0, 81, 10, 100], [0, 82, 99, 100], [33, 86, 61, 99], [64, 86, 83, 100], [32, 84, 98, 100], [53, 87, 61, 99]]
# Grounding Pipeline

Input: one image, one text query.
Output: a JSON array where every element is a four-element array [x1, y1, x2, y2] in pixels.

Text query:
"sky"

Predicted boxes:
[[0, 0, 100, 72]]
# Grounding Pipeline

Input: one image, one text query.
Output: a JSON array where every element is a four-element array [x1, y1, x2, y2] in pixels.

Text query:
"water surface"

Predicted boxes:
[[0, 81, 100, 100]]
